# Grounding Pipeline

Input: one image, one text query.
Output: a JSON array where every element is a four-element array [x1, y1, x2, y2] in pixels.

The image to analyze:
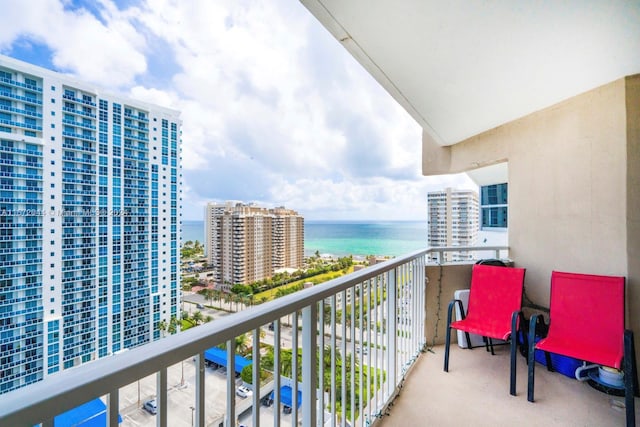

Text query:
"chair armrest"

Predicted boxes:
[[446, 299, 466, 326]]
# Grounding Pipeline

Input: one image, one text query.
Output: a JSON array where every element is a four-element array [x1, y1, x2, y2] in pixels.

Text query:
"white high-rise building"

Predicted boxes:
[[0, 55, 181, 394], [427, 188, 479, 262], [205, 202, 304, 286]]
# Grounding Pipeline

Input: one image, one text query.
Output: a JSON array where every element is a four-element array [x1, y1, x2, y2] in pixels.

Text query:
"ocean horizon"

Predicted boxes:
[[181, 219, 428, 257]]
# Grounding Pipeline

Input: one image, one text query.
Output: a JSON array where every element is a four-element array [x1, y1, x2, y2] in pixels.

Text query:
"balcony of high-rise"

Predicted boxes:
[[2, 2, 640, 427]]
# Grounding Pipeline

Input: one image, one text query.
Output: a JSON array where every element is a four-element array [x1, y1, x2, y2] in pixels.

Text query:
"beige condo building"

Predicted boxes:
[[205, 202, 304, 286], [427, 188, 479, 262]]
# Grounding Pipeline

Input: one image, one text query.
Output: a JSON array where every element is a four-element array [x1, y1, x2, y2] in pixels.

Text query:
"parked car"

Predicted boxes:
[[196, 303, 205, 309], [236, 385, 253, 398], [143, 399, 157, 415]]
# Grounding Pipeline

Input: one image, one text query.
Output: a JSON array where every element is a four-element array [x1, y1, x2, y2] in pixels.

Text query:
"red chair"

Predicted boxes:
[[444, 263, 526, 396], [527, 271, 639, 427]]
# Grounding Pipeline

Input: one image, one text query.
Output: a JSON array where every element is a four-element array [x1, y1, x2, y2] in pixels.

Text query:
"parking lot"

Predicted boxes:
[[114, 356, 298, 427], [116, 358, 235, 426]]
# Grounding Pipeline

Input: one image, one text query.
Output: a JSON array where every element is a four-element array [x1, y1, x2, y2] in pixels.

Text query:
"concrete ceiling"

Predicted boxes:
[[301, 0, 640, 146]]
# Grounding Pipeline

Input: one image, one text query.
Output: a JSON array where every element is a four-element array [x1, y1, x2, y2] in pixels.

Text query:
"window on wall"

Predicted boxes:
[[480, 183, 508, 228]]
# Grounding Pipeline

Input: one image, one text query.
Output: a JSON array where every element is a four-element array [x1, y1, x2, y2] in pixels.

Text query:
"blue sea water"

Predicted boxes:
[[181, 220, 205, 244], [181, 220, 428, 257]]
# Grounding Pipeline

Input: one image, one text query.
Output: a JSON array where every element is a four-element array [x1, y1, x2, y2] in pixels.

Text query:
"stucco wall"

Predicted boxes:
[[424, 264, 473, 346], [626, 76, 640, 346], [422, 75, 640, 366]]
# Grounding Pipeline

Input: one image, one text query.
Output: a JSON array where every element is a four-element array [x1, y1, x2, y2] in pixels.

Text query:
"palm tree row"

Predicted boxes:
[[197, 288, 258, 312]]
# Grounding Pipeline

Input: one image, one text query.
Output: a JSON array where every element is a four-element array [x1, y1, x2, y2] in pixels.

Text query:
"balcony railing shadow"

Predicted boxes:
[[1, 246, 511, 427]]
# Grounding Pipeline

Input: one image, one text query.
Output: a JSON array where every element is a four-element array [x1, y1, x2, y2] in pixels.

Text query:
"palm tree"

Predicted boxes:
[[213, 289, 222, 309], [233, 294, 242, 312], [192, 310, 203, 326], [158, 320, 167, 338], [181, 310, 190, 323], [168, 316, 179, 335], [204, 288, 214, 305], [222, 293, 231, 310], [234, 333, 251, 355]]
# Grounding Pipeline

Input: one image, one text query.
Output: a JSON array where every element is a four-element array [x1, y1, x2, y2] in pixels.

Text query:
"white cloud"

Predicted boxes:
[[0, 0, 474, 220], [0, 0, 147, 86]]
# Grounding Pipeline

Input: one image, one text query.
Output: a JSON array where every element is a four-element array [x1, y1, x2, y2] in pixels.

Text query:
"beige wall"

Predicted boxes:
[[422, 75, 640, 365], [626, 76, 640, 347], [425, 264, 473, 346]]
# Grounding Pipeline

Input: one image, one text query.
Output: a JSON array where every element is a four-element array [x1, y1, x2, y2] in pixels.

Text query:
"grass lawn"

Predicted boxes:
[[254, 266, 355, 302], [181, 319, 194, 330]]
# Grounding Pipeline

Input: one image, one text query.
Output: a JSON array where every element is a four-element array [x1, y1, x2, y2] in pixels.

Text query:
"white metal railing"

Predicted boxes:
[[0, 246, 507, 427]]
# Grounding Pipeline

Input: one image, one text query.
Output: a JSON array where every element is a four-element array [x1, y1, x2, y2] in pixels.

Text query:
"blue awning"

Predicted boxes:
[[54, 398, 122, 426], [204, 347, 251, 374], [269, 385, 302, 408]]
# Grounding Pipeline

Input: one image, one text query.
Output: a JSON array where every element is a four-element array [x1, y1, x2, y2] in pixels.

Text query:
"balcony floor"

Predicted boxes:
[[376, 344, 638, 427]]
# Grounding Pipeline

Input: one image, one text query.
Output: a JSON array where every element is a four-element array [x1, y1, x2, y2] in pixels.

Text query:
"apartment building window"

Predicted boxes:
[[480, 183, 508, 229]]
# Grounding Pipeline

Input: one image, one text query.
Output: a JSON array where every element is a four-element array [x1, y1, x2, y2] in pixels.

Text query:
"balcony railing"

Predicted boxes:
[[0, 245, 507, 427]]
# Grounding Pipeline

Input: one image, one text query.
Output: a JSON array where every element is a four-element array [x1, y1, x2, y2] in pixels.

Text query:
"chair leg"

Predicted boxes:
[[488, 337, 495, 355], [544, 351, 553, 372], [444, 325, 451, 372], [464, 331, 472, 349], [509, 311, 519, 396], [527, 315, 540, 402], [444, 300, 457, 372], [624, 330, 637, 427]]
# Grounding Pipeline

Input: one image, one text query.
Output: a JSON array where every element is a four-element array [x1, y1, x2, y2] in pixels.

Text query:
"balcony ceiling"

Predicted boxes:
[[301, 0, 640, 146]]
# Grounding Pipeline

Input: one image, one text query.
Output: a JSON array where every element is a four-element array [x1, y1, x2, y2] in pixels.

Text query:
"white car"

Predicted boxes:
[[143, 399, 157, 415], [236, 385, 253, 398]]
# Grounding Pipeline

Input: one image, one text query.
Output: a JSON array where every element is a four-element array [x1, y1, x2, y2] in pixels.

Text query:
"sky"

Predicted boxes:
[[0, 0, 476, 221]]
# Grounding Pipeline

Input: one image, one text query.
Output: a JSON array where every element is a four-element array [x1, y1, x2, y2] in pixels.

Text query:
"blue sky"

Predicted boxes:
[[0, 0, 475, 220]]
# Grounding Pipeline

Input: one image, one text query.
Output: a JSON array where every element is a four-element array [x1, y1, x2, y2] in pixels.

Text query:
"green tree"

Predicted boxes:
[[168, 316, 179, 334], [192, 310, 203, 325], [158, 319, 167, 338], [181, 310, 191, 323], [203, 288, 214, 305]]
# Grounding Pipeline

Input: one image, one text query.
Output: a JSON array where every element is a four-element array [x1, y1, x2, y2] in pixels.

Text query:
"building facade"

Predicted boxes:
[[480, 183, 508, 229], [427, 188, 479, 262], [205, 202, 303, 285], [0, 56, 181, 394]]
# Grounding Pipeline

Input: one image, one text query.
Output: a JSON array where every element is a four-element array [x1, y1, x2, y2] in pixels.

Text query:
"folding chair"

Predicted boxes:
[[444, 263, 526, 396], [527, 271, 639, 427]]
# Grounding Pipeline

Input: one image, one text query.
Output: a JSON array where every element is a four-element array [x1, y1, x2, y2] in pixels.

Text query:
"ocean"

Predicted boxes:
[[181, 220, 428, 257]]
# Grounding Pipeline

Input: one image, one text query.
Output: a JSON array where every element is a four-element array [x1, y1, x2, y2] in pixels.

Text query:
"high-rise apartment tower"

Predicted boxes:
[[0, 56, 181, 394], [205, 202, 304, 286], [427, 188, 479, 262]]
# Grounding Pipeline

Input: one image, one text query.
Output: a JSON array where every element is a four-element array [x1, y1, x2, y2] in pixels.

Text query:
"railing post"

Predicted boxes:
[[388, 267, 398, 397], [157, 368, 167, 427], [292, 312, 299, 424], [195, 352, 205, 427], [252, 328, 261, 427], [318, 300, 325, 426], [226, 340, 235, 427], [273, 321, 281, 427], [107, 389, 119, 427], [302, 303, 318, 427]]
